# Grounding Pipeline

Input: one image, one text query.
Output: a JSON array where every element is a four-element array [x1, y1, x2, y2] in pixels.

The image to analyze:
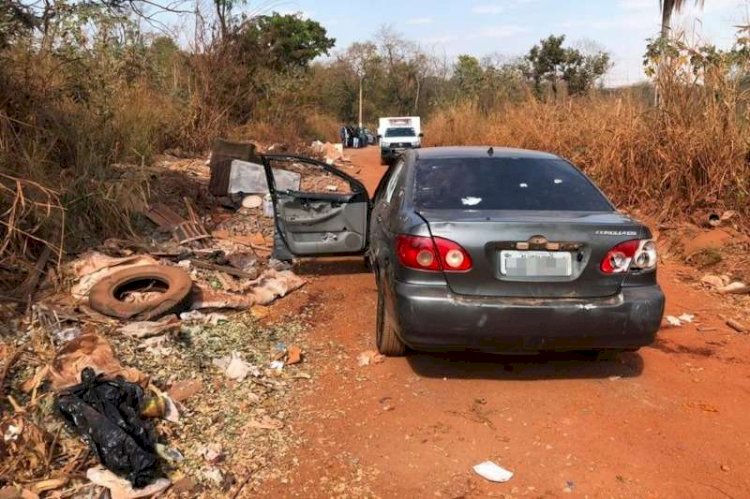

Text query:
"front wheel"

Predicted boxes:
[[376, 281, 406, 356]]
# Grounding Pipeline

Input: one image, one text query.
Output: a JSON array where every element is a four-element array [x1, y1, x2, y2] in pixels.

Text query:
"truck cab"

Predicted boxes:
[[378, 116, 422, 165]]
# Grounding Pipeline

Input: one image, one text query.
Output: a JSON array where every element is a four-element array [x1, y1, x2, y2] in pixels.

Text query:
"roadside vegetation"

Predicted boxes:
[[1, 0, 748, 292]]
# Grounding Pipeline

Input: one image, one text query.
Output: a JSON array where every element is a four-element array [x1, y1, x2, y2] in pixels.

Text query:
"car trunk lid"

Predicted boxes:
[[418, 209, 644, 298]]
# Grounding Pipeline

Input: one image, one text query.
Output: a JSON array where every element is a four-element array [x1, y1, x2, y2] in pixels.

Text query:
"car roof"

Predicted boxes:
[[414, 146, 560, 161]]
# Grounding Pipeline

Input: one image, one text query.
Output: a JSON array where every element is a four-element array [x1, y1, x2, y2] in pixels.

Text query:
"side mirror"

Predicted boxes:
[[419, 132, 424, 137], [377, 134, 382, 139]]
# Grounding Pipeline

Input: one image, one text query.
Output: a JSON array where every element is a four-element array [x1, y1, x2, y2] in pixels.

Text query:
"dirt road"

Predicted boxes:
[[261, 146, 750, 498]]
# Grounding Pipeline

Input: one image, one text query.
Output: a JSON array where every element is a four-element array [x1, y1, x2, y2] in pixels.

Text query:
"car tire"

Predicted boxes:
[[376, 279, 406, 357], [88, 265, 193, 321]]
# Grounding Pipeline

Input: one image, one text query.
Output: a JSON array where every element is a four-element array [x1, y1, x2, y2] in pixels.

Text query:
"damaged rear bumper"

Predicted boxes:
[[391, 282, 665, 353]]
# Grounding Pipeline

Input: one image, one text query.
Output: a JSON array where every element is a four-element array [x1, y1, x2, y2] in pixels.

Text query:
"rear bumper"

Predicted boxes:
[[391, 281, 665, 353], [380, 146, 418, 159]]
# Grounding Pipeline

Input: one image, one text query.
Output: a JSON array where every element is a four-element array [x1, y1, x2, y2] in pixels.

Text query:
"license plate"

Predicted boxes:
[[499, 251, 572, 277]]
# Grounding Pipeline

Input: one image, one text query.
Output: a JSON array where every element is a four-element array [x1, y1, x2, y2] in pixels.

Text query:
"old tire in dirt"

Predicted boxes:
[[376, 281, 406, 357], [88, 265, 193, 321]]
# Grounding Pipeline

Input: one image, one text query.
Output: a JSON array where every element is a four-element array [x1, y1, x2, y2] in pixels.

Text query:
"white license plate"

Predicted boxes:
[[499, 250, 572, 277]]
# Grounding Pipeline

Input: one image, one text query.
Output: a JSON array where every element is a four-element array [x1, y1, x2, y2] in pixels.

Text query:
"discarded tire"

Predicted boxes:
[[88, 265, 193, 321]]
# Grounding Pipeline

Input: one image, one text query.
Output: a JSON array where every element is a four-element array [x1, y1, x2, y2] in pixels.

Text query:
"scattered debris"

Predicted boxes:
[[286, 345, 303, 365], [473, 461, 514, 483], [180, 310, 228, 325], [192, 286, 255, 310], [246, 416, 283, 430], [228, 159, 300, 194], [213, 352, 260, 381], [700, 274, 726, 289], [718, 282, 749, 295], [56, 368, 161, 487], [242, 194, 263, 209], [86, 467, 170, 499], [357, 350, 385, 367], [251, 305, 271, 319], [563, 480, 576, 493], [200, 443, 224, 464], [48, 333, 147, 390], [167, 378, 203, 402], [117, 315, 181, 339], [726, 319, 746, 333], [664, 314, 694, 327], [710, 210, 737, 226], [311, 140, 346, 163]]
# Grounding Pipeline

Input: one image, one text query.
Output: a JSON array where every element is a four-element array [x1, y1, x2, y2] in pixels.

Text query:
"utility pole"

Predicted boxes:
[[355, 67, 366, 128], [357, 70, 365, 128]]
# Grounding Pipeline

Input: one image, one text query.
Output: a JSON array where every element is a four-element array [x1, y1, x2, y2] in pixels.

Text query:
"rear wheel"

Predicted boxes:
[[376, 280, 406, 357]]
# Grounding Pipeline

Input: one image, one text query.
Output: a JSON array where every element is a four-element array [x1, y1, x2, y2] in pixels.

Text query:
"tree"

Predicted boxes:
[[524, 35, 610, 97], [453, 55, 484, 97], [236, 12, 335, 70]]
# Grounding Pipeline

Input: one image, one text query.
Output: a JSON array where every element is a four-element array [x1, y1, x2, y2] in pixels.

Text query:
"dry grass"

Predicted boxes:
[[426, 88, 749, 225], [233, 110, 340, 147]]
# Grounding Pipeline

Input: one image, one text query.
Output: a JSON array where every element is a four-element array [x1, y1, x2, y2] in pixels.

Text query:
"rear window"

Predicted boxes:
[[414, 157, 613, 211], [385, 127, 415, 137]]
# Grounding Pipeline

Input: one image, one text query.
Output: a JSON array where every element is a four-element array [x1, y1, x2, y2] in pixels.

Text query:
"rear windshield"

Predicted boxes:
[[385, 127, 415, 137], [414, 157, 613, 211]]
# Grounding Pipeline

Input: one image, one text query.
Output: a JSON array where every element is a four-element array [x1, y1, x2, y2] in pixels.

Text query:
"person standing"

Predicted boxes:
[[340, 125, 349, 149], [352, 127, 360, 148]]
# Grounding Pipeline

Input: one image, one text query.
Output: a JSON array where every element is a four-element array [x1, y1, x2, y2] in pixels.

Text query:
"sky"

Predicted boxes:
[[185, 0, 750, 86]]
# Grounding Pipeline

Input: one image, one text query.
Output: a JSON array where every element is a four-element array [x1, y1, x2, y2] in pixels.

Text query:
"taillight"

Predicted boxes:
[[434, 237, 473, 271], [397, 235, 441, 271], [396, 235, 472, 272], [600, 239, 657, 274]]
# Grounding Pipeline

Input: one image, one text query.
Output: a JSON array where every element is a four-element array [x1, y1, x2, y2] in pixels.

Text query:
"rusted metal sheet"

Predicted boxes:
[[208, 139, 260, 196]]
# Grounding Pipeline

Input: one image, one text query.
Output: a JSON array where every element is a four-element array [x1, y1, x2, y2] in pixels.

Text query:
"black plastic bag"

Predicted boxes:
[[56, 367, 161, 488]]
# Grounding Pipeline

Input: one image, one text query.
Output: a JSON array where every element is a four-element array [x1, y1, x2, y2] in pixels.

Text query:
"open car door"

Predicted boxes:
[[262, 155, 370, 259]]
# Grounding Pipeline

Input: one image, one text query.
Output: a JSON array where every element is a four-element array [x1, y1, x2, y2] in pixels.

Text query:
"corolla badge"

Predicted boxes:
[[595, 230, 638, 236]]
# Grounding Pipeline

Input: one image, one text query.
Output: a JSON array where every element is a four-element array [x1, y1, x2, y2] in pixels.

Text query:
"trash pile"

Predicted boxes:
[[0, 141, 315, 497]]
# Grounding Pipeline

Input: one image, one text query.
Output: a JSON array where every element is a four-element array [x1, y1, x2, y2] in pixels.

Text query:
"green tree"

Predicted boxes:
[[524, 35, 610, 97], [453, 55, 484, 97], [236, 12, 335, 71]]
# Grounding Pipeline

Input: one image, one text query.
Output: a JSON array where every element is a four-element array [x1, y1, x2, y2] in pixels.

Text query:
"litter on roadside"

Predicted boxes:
[[665, 314, 695, 327], [727, 319, 747, 333], [473, 461, 514, 483], [117, 315, 181, 339], [180, 310, 229, 325], [48, 333, 147, 390], [56, 368, 162, 487], [357, 350, 385, 366], [718, 282, 749, 294], [213, 352, 261, 381], [86, 466, 171, 499]]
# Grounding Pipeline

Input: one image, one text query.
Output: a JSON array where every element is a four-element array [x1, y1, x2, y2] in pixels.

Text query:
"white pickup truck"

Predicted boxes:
[[378, 116, 422, 165]]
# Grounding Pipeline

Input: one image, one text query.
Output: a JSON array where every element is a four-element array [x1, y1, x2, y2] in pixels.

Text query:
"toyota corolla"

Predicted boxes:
[[262, 146, 665, 356]]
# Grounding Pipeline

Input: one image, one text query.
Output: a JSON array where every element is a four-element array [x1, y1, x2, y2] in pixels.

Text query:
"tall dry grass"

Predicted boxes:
[[426, 88, 749, 224]]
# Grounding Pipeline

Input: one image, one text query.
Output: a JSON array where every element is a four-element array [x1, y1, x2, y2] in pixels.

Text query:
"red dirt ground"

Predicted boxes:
[[260, 146, 750, 498]]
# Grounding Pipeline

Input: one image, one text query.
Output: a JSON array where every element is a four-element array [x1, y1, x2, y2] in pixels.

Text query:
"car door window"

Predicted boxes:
[[265, 158, 356, 195]]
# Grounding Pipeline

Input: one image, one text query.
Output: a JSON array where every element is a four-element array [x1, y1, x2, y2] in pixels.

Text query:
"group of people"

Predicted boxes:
[[340, 125, 369, 149]]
